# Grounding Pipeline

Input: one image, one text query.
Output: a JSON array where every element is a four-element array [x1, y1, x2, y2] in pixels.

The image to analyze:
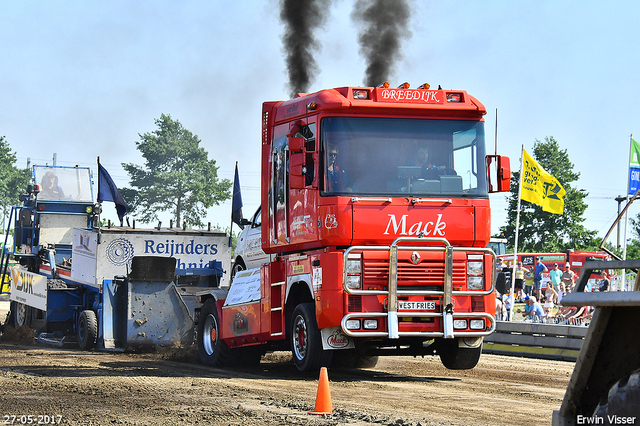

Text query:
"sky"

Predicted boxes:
[[1, 0, 639, 247]]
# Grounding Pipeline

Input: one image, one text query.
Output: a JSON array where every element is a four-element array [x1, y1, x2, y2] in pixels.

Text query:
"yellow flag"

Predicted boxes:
[[521, 149, 566, 214]]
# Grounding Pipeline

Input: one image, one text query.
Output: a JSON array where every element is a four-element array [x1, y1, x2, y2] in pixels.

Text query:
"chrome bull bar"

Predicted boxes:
[[341, 236, 496, 339]]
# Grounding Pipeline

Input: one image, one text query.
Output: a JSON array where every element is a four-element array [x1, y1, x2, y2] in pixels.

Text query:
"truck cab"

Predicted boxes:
[[200, 85, 511, 372]]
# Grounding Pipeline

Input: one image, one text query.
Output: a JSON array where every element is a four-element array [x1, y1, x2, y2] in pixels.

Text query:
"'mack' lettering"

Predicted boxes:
[[383, 214, 446, 236]]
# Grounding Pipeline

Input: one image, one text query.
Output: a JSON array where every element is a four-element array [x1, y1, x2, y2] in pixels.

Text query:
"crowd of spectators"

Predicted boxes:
[[494, 258, 613, 325]]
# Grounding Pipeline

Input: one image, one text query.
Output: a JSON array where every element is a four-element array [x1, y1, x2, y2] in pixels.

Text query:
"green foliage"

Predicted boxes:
[[212, 225, 241, 252], [500, 136, 598, 252], [0, 136, 31, 219], [122, 114, 232, 228]]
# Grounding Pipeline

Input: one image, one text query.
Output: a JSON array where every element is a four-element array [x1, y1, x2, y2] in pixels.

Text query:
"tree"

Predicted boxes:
[[0, 136, 31, 226], [122, 114, 232, 228], [500, 136, 598, 252]]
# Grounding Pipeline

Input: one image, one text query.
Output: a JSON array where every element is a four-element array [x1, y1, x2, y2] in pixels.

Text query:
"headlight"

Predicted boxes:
[[345, 275, 361, 289], [470, 319, 485, 330], [467, 276, 484, 290], [363, 319, 378, 330], [346, 259, 361, 274], [453, 319, 468, 329], [467, 261, 483, 276], [345, 319, 361, 330]]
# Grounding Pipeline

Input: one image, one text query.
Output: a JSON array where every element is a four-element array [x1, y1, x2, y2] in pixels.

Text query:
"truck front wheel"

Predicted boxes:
[[290, 303, 332, 372], [198, 299, 233, 367], [77, 310, 97, 350], [439, 338, 482, 370], [593, 368, 640, 416]]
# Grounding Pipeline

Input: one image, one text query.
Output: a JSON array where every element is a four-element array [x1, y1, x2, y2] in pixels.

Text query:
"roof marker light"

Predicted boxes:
[[377, 82, 390, 88], [307, 102, 318, 110], [417, 83, 431, 90], [353, 89, 369, 100], [398, 82, 410, 89]]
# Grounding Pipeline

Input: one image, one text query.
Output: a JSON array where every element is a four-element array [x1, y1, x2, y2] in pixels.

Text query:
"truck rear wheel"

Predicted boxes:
[[290, 303, 332, 372], [593, 368, 640, 416], [77, 310, 97, 350], [10, 302, 31, 328], [198, 299, 233, 367], [439, 338, 482, 370]]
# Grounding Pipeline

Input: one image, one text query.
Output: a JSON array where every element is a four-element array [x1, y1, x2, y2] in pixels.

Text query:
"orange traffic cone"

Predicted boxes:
[[308, 366, 333, 415]]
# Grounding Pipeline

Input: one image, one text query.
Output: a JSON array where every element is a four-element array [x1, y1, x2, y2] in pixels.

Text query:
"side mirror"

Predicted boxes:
[[289, 152, 306, 189], [289, 137, 305, 153], [487, 155, 511, 193]]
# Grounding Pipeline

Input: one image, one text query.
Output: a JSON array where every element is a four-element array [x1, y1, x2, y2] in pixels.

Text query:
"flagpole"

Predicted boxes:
[[97, 156, 102, 230], [623, 134, 633, 288], [229, 161, 238, 248], [509, 144, 525, 321]]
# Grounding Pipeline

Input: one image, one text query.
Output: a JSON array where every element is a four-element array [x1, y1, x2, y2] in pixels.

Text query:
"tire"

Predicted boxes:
[[290, 303, 333, 372], [10, 302, 30, 328], [77, 310, 97, 350], [439, 338, 482, 370], [593, 369, 640, 416], [198, 299, 234, 367], [231, 259, 245, 280]]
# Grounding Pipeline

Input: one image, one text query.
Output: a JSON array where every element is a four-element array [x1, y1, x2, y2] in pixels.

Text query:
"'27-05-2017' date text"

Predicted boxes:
[[3, 415, 63, 425]]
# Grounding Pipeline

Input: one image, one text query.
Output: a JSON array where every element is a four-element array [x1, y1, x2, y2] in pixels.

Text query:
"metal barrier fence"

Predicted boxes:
[[483, 320, 588, 361]]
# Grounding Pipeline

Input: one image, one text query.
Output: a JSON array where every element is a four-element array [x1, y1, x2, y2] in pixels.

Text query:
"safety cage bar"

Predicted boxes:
[[341, 236, 496, 339]]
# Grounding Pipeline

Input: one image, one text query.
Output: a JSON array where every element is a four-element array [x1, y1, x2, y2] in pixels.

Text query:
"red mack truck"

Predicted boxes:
[[197, 83, 511, 371]]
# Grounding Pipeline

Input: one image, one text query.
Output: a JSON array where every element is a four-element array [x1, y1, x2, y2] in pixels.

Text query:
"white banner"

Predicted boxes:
[[10, 267, 47, 311]]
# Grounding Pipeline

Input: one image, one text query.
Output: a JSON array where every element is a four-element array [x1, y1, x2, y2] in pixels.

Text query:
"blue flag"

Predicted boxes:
[[231, 163, 244, 228], [98, 163, 130, 222]]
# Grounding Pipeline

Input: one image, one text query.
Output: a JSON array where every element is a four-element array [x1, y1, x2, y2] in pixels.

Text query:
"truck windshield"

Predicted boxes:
[[321, 117, 488, 197], [34, 165, 93, 202]]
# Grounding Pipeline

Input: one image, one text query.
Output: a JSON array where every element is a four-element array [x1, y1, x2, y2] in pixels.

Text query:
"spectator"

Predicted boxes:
[[517, 295, 544, 322], [503, 261, 513, 292], [549, 263, 562, 292], [533, 258, 548, 300], [514, 261, 529, 302], [561, 263, 576, 292], [599, 271, 610, 292], [557, 282, 565, 305], [543, 281, 559, 318], [495, 294, 505, 321], [502, 288, 514, 321], [495, 260, 507, 295], [524, 269, 534, 297]]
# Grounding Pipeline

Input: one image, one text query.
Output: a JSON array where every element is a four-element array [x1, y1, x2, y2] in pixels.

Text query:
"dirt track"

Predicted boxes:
[[0, 337, 573, 426]]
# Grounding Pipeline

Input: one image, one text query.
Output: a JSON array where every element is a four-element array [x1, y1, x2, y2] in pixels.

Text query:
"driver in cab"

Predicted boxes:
[[409, 142, 453, 179]]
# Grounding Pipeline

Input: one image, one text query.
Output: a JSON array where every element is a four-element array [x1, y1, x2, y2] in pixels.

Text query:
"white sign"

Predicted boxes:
[[10, 267, 47, 311], [71, 228, 98, 286], [71, 228, 232, 287], [223, 268, 261, 307]]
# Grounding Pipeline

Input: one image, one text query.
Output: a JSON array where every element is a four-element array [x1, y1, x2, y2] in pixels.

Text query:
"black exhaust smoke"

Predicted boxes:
[[351, 0, 412, 87], [279, 0, 333, 98]]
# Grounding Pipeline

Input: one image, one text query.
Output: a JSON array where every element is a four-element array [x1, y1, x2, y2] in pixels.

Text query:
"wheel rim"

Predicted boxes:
[[15, 303, 26, 326], [293, 314, 308, 360], [203, 313, 218, 356], [231, 263, 244, 279], [78, 316, 86, 341]]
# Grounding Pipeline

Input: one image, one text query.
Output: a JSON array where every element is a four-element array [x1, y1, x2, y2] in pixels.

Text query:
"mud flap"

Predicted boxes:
[[320, 327, 355, 350]]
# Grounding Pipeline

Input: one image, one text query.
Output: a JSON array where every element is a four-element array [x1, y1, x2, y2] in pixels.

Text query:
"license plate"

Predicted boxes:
[[398, 301, 436, 311]]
